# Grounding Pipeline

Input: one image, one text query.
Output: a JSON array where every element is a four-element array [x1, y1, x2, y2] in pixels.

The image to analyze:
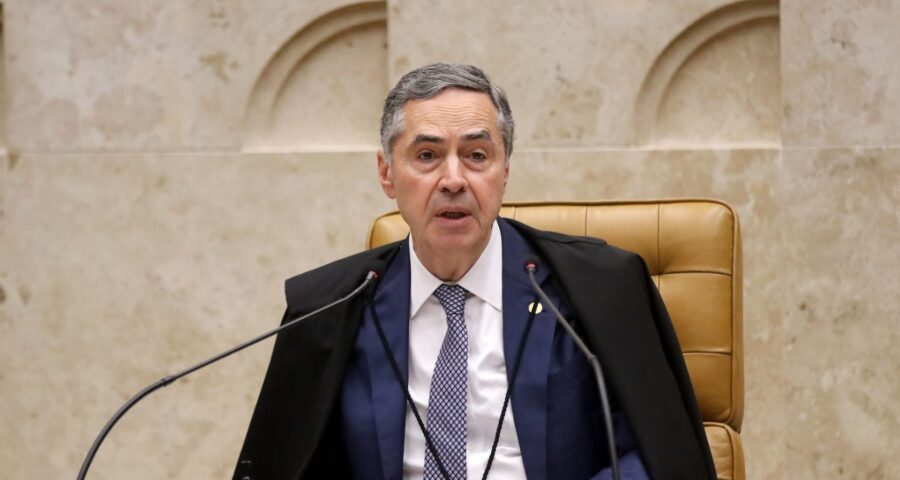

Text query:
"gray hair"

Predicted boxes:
[[379, 63, 515, 163]]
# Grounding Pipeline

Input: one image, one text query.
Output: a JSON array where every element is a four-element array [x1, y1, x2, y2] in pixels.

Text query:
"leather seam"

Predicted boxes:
[[659, 270, 732, 276]]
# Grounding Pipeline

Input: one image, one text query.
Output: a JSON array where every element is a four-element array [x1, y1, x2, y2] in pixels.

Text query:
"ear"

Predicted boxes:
[[503, 159, 510, 187], [377, 150, 396, 199]]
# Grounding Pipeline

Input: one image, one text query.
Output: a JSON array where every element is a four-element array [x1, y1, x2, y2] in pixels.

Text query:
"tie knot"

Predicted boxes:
[[433, 284, 467, 316]]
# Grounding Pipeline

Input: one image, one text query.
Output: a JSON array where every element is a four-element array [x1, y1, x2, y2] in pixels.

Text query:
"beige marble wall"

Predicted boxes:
[[2, 0, 898, 479], [1, 152, 395, 478]]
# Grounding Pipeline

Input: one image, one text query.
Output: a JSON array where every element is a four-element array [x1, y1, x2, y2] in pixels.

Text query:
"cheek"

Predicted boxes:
[[395, 177, 434, 210], [483, 171, 508, 195]]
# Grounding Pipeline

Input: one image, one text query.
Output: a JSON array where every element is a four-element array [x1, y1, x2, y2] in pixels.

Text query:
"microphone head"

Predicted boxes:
[[523, 256, 540, 273], [367, 259, 388, 280]]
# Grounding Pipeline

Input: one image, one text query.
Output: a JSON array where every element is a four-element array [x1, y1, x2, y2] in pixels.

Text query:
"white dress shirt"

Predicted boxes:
[[402, 221, 526, 479]]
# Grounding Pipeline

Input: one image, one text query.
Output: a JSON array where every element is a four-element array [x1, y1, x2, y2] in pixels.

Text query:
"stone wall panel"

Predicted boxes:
[[3, 1, 899, 478]]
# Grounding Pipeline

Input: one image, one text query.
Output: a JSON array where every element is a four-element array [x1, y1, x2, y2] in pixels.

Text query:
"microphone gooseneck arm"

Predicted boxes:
[[76, 270, 381, 480], [525, 263, 621, 480]]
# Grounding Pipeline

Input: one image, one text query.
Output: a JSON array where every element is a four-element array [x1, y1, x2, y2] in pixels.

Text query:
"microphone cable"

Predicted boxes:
[[367, 291, 541, 480]]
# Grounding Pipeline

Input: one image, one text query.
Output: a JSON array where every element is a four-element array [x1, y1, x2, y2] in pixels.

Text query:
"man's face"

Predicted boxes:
[[378, 88, 509, 261]]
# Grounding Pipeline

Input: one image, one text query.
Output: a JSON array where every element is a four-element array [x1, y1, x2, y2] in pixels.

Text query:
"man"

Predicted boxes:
[[234, 64, 715, 479]]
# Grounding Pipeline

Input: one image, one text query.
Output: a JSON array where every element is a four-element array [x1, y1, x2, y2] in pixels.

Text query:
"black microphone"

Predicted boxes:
[[76, 263, 385, 480], [366, 260, 387, 296], [523, 256, 621, 480]]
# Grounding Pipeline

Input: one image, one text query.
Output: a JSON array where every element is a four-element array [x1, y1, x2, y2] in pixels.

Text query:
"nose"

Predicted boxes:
[[438, 155, 467, 194]]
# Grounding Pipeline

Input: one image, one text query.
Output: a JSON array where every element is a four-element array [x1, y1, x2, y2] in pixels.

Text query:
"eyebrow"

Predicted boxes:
[[412, 134, 444, 145], [463, 129, 492, 141], [411, 130, 493, 146]]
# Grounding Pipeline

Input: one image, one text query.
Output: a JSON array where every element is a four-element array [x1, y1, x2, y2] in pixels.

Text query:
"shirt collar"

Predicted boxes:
[[409, 220, 503, 317]]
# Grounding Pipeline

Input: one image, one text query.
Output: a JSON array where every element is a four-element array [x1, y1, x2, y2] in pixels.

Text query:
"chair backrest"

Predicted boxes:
[[368, 199, 745, 479]]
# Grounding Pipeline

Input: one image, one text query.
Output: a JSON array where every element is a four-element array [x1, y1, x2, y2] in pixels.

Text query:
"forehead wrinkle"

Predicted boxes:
[[405, 111, 500, 142], [405, 96, 497, 125], [399, 90, 504, 152], [407, 105, 496, 124]]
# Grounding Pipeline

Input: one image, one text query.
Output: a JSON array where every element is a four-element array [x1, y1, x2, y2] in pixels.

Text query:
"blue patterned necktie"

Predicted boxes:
[[424, 284, 469, 480]]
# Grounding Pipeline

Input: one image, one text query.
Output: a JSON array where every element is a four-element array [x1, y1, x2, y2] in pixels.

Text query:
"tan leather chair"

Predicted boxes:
[[368, 199, 744, 480]]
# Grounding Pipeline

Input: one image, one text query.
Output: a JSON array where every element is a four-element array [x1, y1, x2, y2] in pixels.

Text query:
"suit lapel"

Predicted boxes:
[[364, 241, 411, 480], [362, 223, 559, 480], [499, 219, 553, 480]]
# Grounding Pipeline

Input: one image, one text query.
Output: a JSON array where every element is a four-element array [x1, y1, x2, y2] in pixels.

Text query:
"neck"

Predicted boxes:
[[413, 238, 489, 282]]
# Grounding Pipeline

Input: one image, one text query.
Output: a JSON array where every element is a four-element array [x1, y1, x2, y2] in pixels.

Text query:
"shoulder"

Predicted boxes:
[[284, 240, 404, 315], [502, 217, 608, 247], [502, 217, 645, 275]]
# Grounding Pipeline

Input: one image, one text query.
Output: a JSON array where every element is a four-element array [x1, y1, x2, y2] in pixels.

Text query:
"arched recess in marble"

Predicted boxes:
[[242, 1, 387, 152], [633, 0, 780, 147]]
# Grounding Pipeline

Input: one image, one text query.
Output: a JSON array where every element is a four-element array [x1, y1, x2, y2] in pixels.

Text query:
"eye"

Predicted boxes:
[[417, 150, 437, 161], [469, 151, 487, 161]]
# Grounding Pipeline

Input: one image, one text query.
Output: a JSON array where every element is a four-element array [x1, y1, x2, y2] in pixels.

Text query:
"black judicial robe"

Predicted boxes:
[[234, 219, 716, 480]]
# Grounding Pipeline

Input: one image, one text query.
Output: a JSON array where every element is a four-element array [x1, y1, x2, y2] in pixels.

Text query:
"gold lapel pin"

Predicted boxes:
[[528, 301, 543, 314]]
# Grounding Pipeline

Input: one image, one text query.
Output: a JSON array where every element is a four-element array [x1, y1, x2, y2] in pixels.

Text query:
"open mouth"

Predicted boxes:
[[439, 211, 468, 219]]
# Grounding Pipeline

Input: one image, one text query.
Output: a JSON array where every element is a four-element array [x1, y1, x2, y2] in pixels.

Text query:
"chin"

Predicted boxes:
[[417, 221, 490, 253], [434, 233, 487, 254]]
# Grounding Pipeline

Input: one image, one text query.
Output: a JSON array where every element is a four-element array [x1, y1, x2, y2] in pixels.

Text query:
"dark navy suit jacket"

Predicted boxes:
[[234, 218, 716, 480], [339, 220, 647, 479]]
